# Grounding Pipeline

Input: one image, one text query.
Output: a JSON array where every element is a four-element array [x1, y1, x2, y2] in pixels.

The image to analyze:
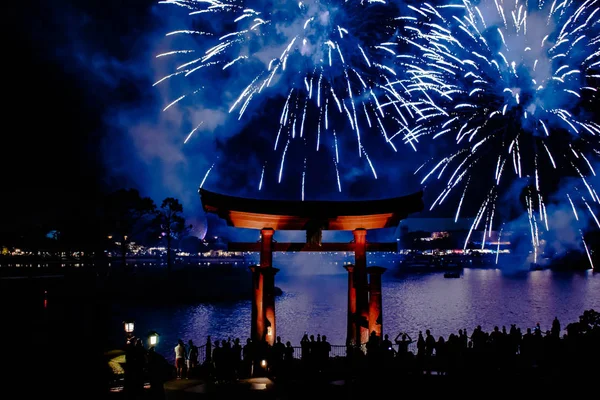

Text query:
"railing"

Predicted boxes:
[[291, 346, 302, 360], [330, 345, 349, 358], [197, 344, 207, 363], [195, 341, 419, 365], [289, 345, 350, 359]]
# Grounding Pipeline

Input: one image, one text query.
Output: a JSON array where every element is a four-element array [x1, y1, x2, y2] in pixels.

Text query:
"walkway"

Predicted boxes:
[[164, 377, 275, 399], [158, 373, 572, 399]]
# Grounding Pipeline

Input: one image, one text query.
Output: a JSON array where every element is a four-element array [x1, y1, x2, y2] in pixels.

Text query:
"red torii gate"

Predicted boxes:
[[199, 188, 424, 347]]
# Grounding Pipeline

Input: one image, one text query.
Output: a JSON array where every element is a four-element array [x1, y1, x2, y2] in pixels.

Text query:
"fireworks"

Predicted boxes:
[[156, 0, 418, 192], [154, 0, 599, 265], [397, 0, 599, 263]]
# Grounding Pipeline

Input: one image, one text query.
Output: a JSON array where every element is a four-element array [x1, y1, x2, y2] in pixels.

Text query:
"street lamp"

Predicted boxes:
[[124, 320, 135, 344], [124, 320, 135, 334], [148, 331, 159, 347]]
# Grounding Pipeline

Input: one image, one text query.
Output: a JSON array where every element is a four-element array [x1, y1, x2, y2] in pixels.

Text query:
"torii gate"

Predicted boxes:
[[199, 188, 424, 347]]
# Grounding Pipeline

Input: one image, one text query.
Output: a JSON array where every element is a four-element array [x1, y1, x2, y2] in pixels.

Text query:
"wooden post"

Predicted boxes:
[[353, 228, 369, 346], [344, 264, 357, 346], [368, 266, 386, 337]]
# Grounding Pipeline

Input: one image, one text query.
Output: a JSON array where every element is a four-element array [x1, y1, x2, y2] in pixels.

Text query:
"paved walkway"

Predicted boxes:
[[160, 373, 597, 399], [105, 372, 596, 400], [164, 377, 277, 399], [160, 374, 475, 399]]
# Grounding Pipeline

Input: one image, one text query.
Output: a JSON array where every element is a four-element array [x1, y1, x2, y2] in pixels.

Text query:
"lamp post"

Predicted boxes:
[[148, 331, 159, 348], [260, 359, 268, 376], [124, 320, 135, 344]]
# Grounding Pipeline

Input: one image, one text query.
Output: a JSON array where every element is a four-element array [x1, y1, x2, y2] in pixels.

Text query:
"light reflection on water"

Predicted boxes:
[[110, 267, 600, 363]]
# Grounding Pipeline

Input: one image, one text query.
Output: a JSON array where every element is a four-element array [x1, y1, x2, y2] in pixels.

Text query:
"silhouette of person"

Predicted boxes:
[[366, 331, 380, 359], [416, 331, 426, 358], [174, 339, 186, 379], [242, 338, 254, 378], [425, 330, 436, 357], [205, 336, 212, 365], [300, 333, 310, 362], [284, 341, 294, 362], [551, 317, 561, 338], [321, 335, 331, 368], [147, 347, 168, 400], [395, 332, 413, 357], [273, 336, 286, 374], [186, 340, 198, 379]]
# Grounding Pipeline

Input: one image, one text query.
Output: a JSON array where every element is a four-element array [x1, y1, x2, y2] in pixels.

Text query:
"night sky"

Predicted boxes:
[[5, 1, 422, 237], [5, 0, 598, 248]]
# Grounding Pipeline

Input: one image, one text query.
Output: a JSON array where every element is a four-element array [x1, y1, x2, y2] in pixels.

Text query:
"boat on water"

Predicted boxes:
[[529, 263, 546, 271], [443, 271, 461, 278], [396, 253, 464, 273]]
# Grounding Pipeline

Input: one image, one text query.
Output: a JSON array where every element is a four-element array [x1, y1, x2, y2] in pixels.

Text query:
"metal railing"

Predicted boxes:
[[288, 345, 349, 359], [197, 344, 207, 363], [195, 341, 419, 365]]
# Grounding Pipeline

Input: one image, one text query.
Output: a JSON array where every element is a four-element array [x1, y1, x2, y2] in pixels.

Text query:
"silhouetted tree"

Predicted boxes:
[[153, 198, 191, 273], [104, 189, 156, 266], [566, 309, 600, 337]]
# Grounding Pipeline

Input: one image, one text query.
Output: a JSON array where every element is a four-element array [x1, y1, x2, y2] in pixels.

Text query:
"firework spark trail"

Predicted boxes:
[[157, 0, 421, 191], [279, 140, 290, 184], [258, 163, 266, 191], [301, 157, 307, 201], [399, 0, 599, 264], [581, 230, 595, 269], [495, 224, 504, 265], [184, 121, 204, 144], [334, 157, 342, 192], [199, 162, 216, 188]]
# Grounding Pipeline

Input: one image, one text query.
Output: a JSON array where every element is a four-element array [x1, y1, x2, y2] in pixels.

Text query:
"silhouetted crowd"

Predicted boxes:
[[118, 309, 599, 398], [198, 333, 332, 383], [360, 310, 600, 380], [121, 339, 171, 400]]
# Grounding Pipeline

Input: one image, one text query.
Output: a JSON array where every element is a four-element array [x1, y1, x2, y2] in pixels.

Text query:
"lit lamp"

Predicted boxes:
[[124, 320, 135, 344], [148, 331, 159, 347], [124, 320, 135, 334]]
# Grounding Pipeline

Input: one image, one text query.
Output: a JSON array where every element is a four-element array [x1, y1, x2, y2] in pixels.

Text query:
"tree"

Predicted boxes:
[[566, 309, 600, 337], [104, 189, 156, 267], [154, 198, 191, 273]]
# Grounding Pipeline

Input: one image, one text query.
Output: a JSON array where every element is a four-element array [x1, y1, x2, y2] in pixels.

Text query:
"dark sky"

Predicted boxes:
[[4, 0, 598, 247], [3, 0, 430, 239], [3, 2, 155, 232]]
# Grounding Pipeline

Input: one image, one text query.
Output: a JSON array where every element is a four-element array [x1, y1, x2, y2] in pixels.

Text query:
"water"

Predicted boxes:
[[105, 266, 600, 363]]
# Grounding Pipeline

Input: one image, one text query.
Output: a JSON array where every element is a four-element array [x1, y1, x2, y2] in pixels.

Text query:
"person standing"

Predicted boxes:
[[187, 340, 198, 379], [174, 339, 186, 379], [551, 317, 561, 338]]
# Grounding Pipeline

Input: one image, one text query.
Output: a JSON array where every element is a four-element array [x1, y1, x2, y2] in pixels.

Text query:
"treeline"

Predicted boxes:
[[1, 188, 196, 271]]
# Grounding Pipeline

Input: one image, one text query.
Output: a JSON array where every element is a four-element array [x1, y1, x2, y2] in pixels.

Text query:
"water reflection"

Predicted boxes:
[[108, 268, 600, 364]]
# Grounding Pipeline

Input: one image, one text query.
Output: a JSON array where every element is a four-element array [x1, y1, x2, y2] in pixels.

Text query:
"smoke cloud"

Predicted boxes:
[[29, 0, 598, 254], [497, 162, 599, 272]]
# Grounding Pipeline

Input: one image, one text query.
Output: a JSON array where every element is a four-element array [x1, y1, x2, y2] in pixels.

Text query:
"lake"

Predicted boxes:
[[98, 263, 599, 363]]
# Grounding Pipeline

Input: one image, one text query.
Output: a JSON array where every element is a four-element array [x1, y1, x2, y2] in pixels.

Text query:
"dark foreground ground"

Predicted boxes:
[[96, 348, 600, 400], [101, 370, 596, 400]]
